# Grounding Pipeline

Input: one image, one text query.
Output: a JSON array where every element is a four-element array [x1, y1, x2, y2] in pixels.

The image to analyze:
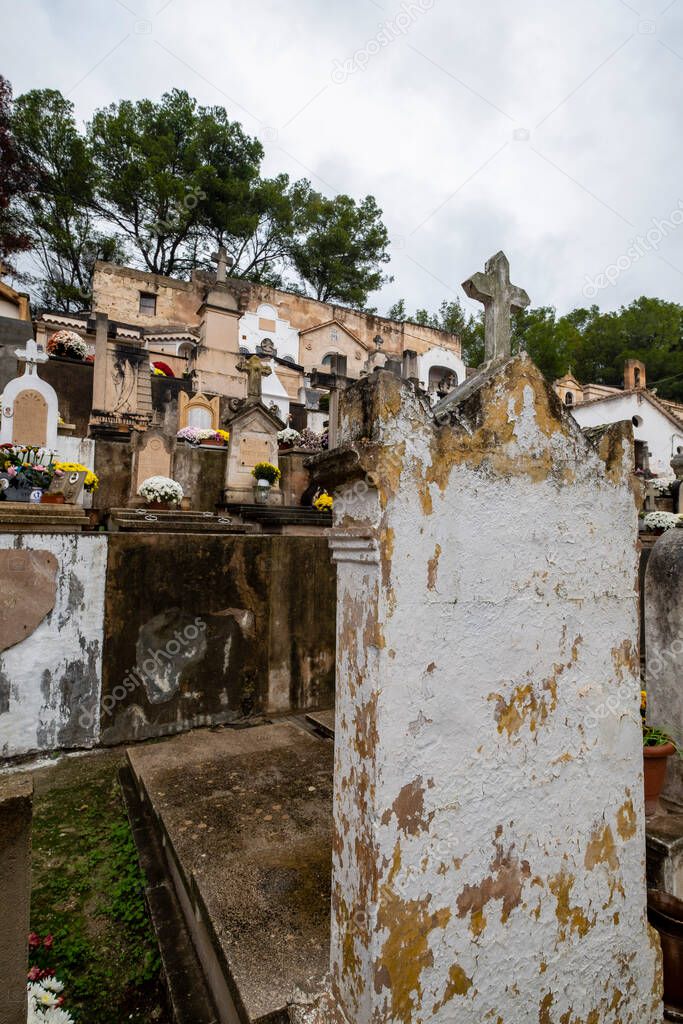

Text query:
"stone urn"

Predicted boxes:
[[644, 742, 677, 816]]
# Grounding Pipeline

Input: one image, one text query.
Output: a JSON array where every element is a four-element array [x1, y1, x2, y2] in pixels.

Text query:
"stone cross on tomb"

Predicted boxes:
[[237, 353, 271, 404], [211, 245, 234, 283], [462, 250, 530, 365], [16, 338, 48, 377]]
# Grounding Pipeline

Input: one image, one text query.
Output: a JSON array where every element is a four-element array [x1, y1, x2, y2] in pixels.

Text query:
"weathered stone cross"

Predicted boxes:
[[211, 245, 234, 283], [237, 353, 271, 403], [462, 250, 530, 364]]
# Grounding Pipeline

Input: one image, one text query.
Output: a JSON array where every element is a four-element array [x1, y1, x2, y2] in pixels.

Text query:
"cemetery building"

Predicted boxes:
[[555, 360, 683, 478]]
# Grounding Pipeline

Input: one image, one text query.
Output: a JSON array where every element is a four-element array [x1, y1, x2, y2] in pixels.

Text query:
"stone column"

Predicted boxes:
[[322, 363, 662, 1024], [0, 774, 33, 1024], [92, 312, 109, 411]]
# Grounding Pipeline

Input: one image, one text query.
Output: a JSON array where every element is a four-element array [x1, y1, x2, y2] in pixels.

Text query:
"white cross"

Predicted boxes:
[[15, 338, 48, 376]]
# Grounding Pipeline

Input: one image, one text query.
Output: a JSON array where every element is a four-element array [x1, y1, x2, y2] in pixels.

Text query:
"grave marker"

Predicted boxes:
[[320, 357, 662, 1023]]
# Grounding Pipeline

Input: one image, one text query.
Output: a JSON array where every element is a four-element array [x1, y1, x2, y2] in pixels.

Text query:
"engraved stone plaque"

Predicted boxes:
[[12, 390, 48, 447], [239, 436, 270, 469]]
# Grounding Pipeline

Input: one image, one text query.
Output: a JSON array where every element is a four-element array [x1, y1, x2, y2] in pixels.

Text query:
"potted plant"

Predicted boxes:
[[642, 689, 678, 817], [137, 475, 184, 509], [0, 445, 58, 502], [277, 427, 302, 451], [46, 329, 88, 361], [313, 490, 333, 512], [176, 427, 227, 447], [640, 511, 683, 535], [252, 461, 280, 504]]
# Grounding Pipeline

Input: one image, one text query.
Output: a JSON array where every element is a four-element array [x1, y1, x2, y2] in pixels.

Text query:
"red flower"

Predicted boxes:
[[28, 932, 41, 949], [42, 935, 54, 950], [27, 966, 41, 981], [40, 968, 55, 979]]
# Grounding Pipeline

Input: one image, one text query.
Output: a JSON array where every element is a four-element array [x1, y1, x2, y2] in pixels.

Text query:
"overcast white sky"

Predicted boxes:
[[4, 0, 683, 318]]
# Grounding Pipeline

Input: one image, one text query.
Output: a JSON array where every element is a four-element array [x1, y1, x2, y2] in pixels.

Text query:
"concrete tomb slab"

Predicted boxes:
[[126, 721, 333, 1024]]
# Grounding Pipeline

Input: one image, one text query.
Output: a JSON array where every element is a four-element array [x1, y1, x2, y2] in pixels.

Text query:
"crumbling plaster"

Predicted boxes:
[[326, 357, 662, 1024], [0, 534, 107, 759]]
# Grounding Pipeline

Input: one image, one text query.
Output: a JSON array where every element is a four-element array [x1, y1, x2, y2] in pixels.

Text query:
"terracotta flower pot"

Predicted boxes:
[[201, 438, 224, 447], [40, 493, 66, 505], [146, 501, 171, 511], [644, 742, 676, 817]]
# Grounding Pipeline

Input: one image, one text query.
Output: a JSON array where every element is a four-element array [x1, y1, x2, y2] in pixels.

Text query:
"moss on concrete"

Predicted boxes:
[[29, 750, 168, 1023]]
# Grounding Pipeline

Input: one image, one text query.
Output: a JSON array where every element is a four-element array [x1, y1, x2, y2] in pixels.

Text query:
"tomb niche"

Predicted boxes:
[[178, 391, 220, 431], [0, 339, 58, 450]]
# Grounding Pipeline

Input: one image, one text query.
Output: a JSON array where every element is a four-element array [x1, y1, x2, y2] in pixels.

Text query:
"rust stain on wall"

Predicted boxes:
[[374, 885, 451, 1024], [432, 962, 473, 1013], [456, 835, 531, 936], [380, 776, 435, 837], [548, 869, 594, 941], [489, 640, 582, 740], [584, 824, 619, 873], [427, 543, 442, 591], [616, 794, 637, 841]]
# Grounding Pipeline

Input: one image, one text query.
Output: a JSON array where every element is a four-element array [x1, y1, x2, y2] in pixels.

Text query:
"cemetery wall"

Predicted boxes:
[[0, 534, 108, 759], [172, 443, 227, 511], [92, 440, 134, 510], [31, 357, 93, 436], [99, 533, 336, 745], [0, 532, 336, 758]]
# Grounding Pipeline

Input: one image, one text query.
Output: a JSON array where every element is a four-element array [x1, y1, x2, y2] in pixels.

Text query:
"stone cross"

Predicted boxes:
[[237, 354, 271, 403], [15, 338, 48, 377], [211, 245, 234, 283], [462, 250, 530, 364]]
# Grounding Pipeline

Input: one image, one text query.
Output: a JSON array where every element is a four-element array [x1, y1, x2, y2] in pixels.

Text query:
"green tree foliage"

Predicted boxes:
[[289, 190, 391, 306], [12, 88, 124, 310], [88, 88, 262, 277], [411, 295, 683, 401], [0, 75, 32, 269], [7, 82, 392, 310]]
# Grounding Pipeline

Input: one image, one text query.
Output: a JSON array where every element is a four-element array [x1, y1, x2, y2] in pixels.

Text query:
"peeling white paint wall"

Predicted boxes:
[[0, 533, 107, 758], [328, 357, 662, 1024]]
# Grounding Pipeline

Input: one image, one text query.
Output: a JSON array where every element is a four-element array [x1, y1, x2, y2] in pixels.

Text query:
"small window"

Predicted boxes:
[[564, 391, 574, 406], [634, 368, 641, 388], [139, 292, 157, 316]]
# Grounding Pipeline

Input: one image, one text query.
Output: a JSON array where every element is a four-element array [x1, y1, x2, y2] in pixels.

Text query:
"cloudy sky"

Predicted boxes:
[[4, 0, 683, 319]]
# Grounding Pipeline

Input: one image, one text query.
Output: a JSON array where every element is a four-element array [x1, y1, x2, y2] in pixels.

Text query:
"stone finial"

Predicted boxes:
[[211, 245, 234, 283], [237, 353, 272, 403], [462, 250, 530, 365]]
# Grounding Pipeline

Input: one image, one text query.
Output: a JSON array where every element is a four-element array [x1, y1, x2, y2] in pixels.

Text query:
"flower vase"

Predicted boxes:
[[254, 479, 271, 505]]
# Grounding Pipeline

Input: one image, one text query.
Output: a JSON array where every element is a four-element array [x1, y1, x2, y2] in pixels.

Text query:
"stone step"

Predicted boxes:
[[0, 501, 89, 532], [107, 508, 256, 534]]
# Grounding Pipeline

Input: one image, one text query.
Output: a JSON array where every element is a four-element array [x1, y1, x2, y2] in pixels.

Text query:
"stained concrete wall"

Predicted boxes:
[[0, 534, 108, 759], [172, 443, 227, 511], [0, 531, 336, 759], [325, 361, 662, 1024], [99, 534, 335, 745]]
